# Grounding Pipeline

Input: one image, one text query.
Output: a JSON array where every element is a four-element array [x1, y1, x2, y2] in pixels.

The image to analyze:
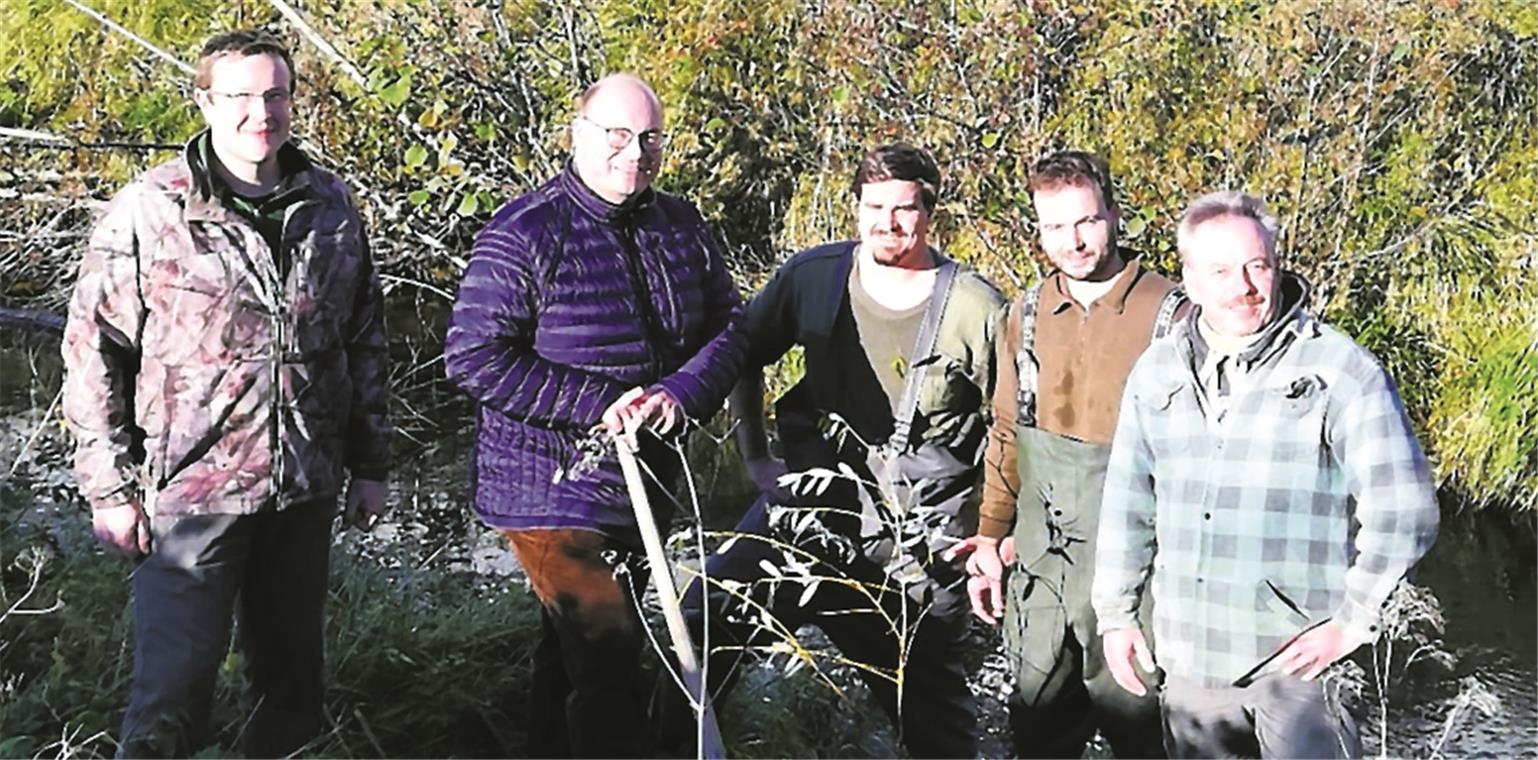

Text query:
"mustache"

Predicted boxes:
[[1225, 294, 1266, 308]]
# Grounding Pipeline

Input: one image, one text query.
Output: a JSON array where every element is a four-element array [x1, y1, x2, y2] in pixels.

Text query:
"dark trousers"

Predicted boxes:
[[1160, 674, 1362, 759], [504, 528, 652, 758], [119, 499, 334, 758], [661, 496, 977, 759]]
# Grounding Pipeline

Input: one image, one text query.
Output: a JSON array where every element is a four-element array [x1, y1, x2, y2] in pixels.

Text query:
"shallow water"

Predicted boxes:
[[3, 320, 1534, 758]]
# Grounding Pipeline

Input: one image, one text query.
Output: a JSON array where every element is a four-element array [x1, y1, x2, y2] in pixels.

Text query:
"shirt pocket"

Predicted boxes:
[[1262, 374, 1328, 464]]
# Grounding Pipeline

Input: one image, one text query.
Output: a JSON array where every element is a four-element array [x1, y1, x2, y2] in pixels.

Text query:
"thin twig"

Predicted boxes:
[[269, 0, 369, 88]]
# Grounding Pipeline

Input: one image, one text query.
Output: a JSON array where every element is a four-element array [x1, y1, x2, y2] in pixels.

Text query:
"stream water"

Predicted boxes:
[[2, 314, 1533, 758]]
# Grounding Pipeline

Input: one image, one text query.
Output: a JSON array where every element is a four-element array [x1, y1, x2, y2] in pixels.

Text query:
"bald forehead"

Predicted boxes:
[[580, 75, 663, 122]]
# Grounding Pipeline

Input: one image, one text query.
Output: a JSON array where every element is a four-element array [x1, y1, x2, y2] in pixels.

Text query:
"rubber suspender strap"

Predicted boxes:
[[1013, 281, 1044, 428], [886, 259, 959, 454], [1152, 288, 1187, 339]]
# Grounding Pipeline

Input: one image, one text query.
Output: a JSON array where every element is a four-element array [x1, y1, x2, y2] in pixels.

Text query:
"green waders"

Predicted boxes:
[[1003, 425, 1166, 758]]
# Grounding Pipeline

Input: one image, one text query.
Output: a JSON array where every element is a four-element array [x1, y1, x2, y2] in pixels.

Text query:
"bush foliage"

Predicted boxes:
[[0, 1, 1533, 506]]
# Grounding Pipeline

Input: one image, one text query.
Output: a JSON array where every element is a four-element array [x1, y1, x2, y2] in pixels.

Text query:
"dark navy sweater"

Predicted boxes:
[[444, 165, 745, 537]]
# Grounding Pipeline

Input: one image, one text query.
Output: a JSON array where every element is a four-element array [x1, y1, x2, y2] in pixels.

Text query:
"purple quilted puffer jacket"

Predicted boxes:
[[444, 165, 744, 537]]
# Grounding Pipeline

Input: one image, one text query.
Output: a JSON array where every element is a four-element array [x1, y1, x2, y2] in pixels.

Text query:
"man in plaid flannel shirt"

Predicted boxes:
[[1091, 191, 1439, 758]]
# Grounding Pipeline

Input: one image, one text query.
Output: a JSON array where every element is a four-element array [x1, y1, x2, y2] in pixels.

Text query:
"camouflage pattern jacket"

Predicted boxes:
[[62, 136, 390, 516]]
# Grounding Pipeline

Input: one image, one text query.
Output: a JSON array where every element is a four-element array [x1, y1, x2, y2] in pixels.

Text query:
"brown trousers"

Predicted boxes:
[[504, 528, 651, 758]]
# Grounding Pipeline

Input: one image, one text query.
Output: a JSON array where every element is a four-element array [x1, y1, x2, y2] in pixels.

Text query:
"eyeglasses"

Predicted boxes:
[[1039, 213, 1109, 238], [579, 117, 668, 152], [203, 89, 293, 107]]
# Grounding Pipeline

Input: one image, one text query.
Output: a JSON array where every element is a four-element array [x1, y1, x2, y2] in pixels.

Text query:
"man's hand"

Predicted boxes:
[[1103, 627, 1157, 696], [944, 536, 1007, 625], [93, 502, 149, 558], [344, 478, 388, 531], [1275, 621, 1363, 681], [602, 387, 684, 440], [633, 388, 684, 436]]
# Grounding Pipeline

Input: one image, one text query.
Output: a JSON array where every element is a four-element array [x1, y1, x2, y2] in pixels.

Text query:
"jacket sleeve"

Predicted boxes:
[[1328, 361, 1440, 643], [444, 224, 628, 429], [737, 255, 803, 371], [652, 223, 747, 421], [342, 229, 392, 480], [61, 188, 146, 511], [978, 298, 1022, 539], [1092, 363, 1160, 633]]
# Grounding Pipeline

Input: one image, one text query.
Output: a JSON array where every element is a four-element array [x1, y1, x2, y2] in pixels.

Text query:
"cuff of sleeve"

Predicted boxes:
[[653, 375, 707, 421], [88, 482, 139, 512], [1332, 600, 1382, 648], [1095, 604, 1140, 635], [978, 514, 1012, 540]]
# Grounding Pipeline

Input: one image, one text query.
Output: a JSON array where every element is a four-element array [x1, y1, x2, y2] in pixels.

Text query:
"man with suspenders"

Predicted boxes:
[[660, 143, 1004, 757], [948, 151, 1184, 757]]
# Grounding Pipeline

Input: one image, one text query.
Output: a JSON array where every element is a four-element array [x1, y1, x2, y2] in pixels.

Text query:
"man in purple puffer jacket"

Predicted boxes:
[[443, 73, 744, 757]]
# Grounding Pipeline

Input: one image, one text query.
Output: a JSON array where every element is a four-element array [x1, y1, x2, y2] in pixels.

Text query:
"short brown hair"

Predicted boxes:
[[1028, 151, 1116, 209], [851, 143, 942, 213], [194, 30, 295, 92]]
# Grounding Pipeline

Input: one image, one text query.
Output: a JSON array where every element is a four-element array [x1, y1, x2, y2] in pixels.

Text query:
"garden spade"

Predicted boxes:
[[613, 426, 726, 759]]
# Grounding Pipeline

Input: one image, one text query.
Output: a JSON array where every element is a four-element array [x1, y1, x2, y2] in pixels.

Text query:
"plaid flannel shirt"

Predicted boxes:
[[1092, 279, 1439, 687]]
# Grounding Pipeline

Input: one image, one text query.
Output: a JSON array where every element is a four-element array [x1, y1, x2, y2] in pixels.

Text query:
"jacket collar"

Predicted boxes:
[[184, 130, 313, 221], [558, 161, 657, 225], [1183, 271, 1314, 373]]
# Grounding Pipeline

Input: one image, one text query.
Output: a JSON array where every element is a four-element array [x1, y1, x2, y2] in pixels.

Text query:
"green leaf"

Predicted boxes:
[[0, 737, 36, 757], [982, 132, 1000, 149], [379, 72, 412, 108], [455, 192, 479, 217], [407, 189, 431, 206], [404, 145, 428, 168]]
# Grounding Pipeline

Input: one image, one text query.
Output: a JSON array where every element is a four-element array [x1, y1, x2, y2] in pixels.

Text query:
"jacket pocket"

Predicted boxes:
[[1264, 374, 1328, 464]]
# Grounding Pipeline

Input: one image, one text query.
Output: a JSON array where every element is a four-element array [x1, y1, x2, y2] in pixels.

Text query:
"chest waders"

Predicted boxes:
[[1000, 279, 1182, 759]]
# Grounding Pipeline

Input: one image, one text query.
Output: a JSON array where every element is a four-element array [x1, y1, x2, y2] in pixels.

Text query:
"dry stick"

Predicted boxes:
[[0, 126, 66, 144], [269, 0, 369, 88], [60, 0, 195, 76], [612, 428, 726, 760]]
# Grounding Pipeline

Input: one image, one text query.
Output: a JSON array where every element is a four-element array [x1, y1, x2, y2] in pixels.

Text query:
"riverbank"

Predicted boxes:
[[2, 322, 1534, 757]]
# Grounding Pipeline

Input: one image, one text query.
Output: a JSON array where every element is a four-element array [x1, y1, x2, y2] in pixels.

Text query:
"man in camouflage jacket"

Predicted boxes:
[[61, 31, 389, 757]]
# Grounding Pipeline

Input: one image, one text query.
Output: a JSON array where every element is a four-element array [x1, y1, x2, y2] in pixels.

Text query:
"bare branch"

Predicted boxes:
[[269, 0, 369, 88]]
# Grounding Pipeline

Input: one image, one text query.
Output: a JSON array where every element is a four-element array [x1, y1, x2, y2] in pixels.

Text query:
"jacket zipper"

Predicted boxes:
[[617, 223, 667, 380]]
